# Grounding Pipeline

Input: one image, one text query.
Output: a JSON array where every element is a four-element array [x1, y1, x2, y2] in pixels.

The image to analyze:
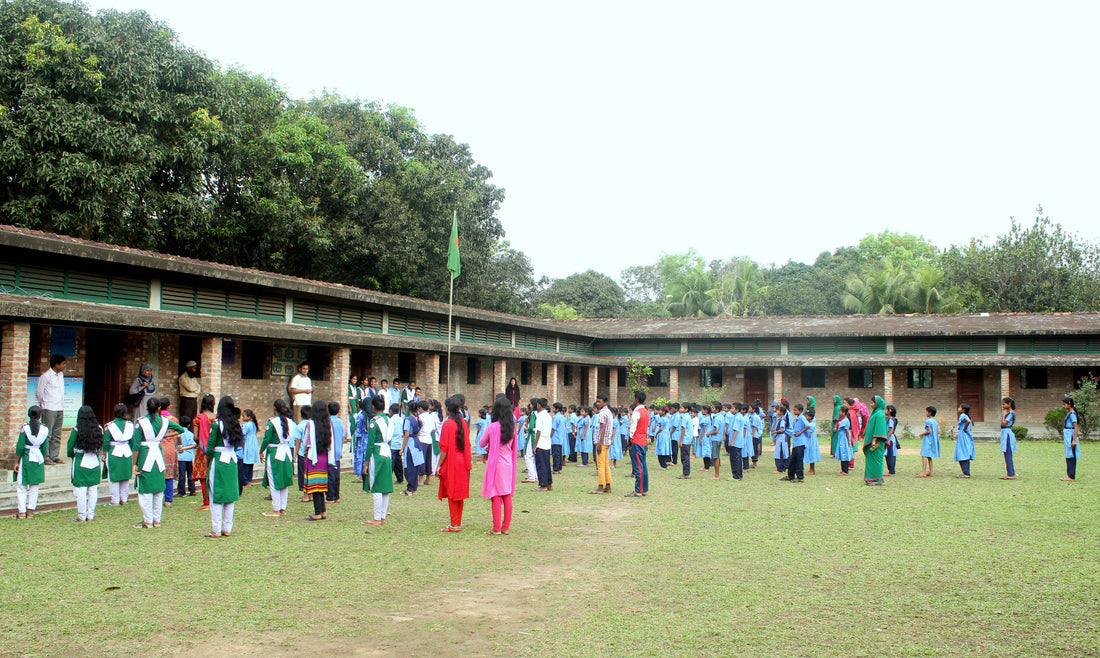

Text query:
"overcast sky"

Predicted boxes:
[[82, 0, 1100, 281]]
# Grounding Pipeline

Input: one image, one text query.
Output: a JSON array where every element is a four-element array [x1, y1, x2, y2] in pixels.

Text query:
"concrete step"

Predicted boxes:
[[0, 462, 113, 513]]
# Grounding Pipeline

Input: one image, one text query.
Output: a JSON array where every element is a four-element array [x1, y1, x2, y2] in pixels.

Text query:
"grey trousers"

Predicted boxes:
[[40, 409, 63, 461]]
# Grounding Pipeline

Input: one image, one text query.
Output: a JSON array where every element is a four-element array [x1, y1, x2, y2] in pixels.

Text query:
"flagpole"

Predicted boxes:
[[446, 270, 454, 397]]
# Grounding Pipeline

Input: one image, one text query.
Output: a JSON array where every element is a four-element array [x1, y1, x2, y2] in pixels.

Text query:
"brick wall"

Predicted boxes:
[[0, 323, 31, 467]]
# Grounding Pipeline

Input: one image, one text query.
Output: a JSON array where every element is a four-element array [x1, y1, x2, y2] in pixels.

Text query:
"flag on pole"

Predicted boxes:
[[447, 211, 461, 278]]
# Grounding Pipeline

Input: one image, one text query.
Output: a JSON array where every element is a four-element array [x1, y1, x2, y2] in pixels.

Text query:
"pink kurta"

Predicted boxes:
[[479, 421, 518, 499]]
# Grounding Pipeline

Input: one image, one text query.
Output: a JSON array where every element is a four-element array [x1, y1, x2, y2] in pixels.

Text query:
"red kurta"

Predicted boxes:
[[437, 417, 472, 502]]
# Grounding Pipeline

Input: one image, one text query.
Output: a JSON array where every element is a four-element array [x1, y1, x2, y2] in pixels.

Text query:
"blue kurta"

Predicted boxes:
[[654, 415, 672, 456], [1064, 410, 1081, 458], [954, 414, 975, 462], [804, 417, 821, 464], [921, 418, 941, 458], [576, 416, 593, 453], [609, 417, 623, 459], [474, 418, 489, 455], [1000, 411, 1017, 453], [696, 416, 712, 458], [834, 419, 854, 461]]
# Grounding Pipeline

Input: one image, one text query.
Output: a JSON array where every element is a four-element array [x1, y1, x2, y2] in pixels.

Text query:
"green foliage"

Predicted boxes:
[[856, 230, 939, 265], [535, 301, 579, 319], [1067, 377, 1099, 441], [650, 396, 673, 409], [940, 208, 1100, 312], [697, 386, 726, 406], [625, 358, 651, 396], [1044, 407, 1069, 440], [1013, 425, 1029, 440], [539, 270, 626, 318]]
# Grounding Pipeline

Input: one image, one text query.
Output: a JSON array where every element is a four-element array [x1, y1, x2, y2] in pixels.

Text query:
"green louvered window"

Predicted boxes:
[[161, 283, 284, 320], [0, 262, 148, 307]]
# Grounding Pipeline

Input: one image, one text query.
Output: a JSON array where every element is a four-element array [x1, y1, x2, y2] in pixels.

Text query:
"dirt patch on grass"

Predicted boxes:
[[182, 501, 644, 657]]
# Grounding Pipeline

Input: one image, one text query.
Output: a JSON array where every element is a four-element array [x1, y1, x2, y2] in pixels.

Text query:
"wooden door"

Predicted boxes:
[[744, 368, 768, 405], [579, 366, 590, 405], [956, 368, 984, 422], [84, 329, 123, 423]]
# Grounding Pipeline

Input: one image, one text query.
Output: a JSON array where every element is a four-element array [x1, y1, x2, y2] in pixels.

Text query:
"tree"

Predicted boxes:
[[539, 270, 626, 318], [707, 259, 765, 316], [625, 359, 651, 396], [940, 209, 1100, 312], [856, 230, 939, 266], [841, 259, 916, 315], [665, 265, 718, 317]]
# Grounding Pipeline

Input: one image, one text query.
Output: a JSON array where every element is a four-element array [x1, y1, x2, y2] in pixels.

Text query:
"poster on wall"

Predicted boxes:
[[26, 376, 84, 431], [271, 346, 309, 379]]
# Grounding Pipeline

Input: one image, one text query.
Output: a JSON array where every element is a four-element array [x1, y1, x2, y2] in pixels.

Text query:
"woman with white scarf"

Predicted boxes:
[[14, 406, 48, 519], [204, 396, 244, 537]]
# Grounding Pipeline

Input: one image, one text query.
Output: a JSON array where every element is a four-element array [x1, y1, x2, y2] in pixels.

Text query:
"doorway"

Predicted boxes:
[[956, 368, 984, 422], [580, 366, 590, 405], [744, 368, 768, 405], [84, 329, 124, 423]]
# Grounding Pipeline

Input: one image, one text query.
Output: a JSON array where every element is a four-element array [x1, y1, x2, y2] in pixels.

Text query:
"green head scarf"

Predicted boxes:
[[806, 396, 816, 410], [863, 395, 888, 444], [833, 395, 842, 418]]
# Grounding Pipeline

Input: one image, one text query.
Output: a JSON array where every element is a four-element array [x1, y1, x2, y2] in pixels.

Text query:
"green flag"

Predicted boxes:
[[447, 211, 461, 278]]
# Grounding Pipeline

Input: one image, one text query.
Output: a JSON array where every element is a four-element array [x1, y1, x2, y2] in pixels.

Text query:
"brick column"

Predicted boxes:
[[883, 368, 894, 404], [772, 367, 783, 402], [494, 358, 508, 398], [423, 353, 440, 399], [669, 367, 680, 401], [1000, 368, 1010, 399], [609, 376, 619, 408], [0, 323, 31, 468], [201, 337, 222, 401], [547, 363, 559, 402], [331, 347, 351, 424], [587, 366, 598, 405]]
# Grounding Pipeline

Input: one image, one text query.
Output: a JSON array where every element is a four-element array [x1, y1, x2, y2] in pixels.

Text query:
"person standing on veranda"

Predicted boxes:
[[178, 361, 201, 421], [288, 362, 313, 422], [35, 354, 67, 464], [590, 393, 615, 494]]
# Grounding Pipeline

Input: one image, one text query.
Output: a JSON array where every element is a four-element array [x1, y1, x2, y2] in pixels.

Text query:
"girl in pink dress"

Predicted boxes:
[[480, 395, 518, 535]]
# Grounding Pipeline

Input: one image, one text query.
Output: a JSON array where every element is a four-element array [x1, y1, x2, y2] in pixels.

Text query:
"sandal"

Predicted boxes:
[[203, 531, 220, 538], [261, 511, 281, 517], [441, 526, 462, 532], [486, 530, 502, 535], [221, 531, 231, 537], [501, 529, 510, 535], [133, 523, 151, 529], [15, 513, 26, 519], [306, 515, 324, 521]]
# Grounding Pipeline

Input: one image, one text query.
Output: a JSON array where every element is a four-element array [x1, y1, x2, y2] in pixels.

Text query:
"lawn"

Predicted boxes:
[[0, 442, 1095, 657]]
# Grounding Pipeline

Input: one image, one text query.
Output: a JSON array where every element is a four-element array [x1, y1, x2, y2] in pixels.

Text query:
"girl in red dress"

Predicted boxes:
[[437, 395, 472, 532]]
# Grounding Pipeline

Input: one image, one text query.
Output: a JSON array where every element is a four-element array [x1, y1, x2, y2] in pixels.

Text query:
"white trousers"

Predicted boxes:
[[266, 460, 289, 511], [138, 492, 164, 524], [73, 485, 98, 520], [372, 492, 390, 520], [211, 502, 235, 534], [109, 480, 130, 505], [524, 444, 537, 478], [16, 483, 39, 513]]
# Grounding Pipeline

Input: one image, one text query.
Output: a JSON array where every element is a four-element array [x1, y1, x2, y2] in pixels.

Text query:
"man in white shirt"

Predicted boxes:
[[533, 398, 553, 491], [378, 379, 393, 414], [288, 362, 312, 422], [35, 354, 66, 464]]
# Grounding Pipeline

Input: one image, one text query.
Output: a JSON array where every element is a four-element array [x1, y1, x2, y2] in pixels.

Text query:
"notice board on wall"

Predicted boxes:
[[271, 345, 308, 379]]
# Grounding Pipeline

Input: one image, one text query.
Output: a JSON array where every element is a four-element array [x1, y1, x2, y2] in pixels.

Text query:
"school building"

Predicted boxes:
[[3, 224, 1100, 471]]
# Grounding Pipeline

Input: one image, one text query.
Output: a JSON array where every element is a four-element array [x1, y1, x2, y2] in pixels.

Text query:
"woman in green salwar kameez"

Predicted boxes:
[[862, 395, 888, 486]]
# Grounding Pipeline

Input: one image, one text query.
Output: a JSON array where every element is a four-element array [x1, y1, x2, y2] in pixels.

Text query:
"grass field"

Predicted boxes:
[[0, 442, 1096, 657]]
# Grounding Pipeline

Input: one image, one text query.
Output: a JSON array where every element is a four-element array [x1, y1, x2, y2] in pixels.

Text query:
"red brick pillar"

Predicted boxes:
[[1000, 368, 1010, 399], [883, 368, 894, 404], [547, 363, 559, 402], [0, 323, 31, 468], [609, 373, 619, 408], [772, 367, 783, 403], [494, 359, 508, 399], [331, 347, 351, 425], [422, 354, 440, 400], [587, 366, 598, 406], [669, 367, 680, 402], [201, 337, 222, 401]]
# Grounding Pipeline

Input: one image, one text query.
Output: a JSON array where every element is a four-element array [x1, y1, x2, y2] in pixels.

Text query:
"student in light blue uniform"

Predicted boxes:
[[474, 409, 489, 459], [677, 406, 697, 478], [696, 407, 713, 470], [772, 402, 789, 473], [803, 408, 821, 475], [176, 419, 196, 496], [551, 404, 569, 473], [728, 404, 747, 480], [884, 405, 899, 476], [954, 403, 975, 478], [327, 401, 345, 502], [666, 403, 681, 466], [567, 406, 579, 464], [654, 407, 672, 468], [1061, 396, 1079, 481], [834, 407, 854, 474], [387, 403, 405, 484], [610, 409, 625, 466], [574, 408, 592, 467], [785, 403, 808, 482], [918, 406, 940, 477], [706, 404, 725, 478], [750, 402, 764, 468], [400, 410, 424, 494], [999, 397, 1017, 480]]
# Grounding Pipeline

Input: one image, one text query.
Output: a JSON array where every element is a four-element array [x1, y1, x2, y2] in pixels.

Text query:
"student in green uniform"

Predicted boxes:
[[102, 404, 135, 506], [260, 399, 295, 517], [14, 406, 48, 519], [132, 398, 187, 529], [205, 396, 244, 537], [67, 405, 103, 522], [362, 395, 395, 525]]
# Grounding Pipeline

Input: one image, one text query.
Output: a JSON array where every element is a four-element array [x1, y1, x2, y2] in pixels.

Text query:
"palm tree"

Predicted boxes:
[[842, 259, 915, 314], [707, 259, 766, 316], [666, 266, 719, 317], [909, 265, 961, 314]]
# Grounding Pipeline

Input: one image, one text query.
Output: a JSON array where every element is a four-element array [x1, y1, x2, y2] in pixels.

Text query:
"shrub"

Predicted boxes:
[[1045, 407, 1069, 439], [1013, 425, 1029, 440]]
